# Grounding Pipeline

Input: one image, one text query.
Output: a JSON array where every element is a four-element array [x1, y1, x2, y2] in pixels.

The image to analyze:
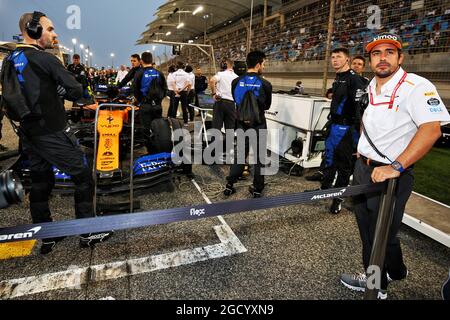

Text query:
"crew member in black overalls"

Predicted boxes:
[[320, 48, 367, 214], [10, 12, 112, 254], [224, 51, 272, 198]]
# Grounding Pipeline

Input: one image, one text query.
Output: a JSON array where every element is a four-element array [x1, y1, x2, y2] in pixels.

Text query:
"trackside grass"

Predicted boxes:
[[413, 147, 450, 205]]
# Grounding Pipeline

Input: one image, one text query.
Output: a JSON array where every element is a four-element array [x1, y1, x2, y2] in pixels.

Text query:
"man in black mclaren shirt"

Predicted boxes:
[[12, 12, 112, 254]]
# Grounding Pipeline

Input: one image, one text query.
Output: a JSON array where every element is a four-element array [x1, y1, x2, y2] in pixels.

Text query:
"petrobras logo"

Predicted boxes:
[[0, 226, 42, 242], [190, 208, 206, 217], [373, 34, 398, 42], [310, 189, 346, 200]]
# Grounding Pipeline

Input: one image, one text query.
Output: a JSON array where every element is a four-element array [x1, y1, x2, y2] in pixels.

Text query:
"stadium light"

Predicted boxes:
[[152, 45, 156, 51], [80, 44, 84, 49], [193, 6, 203, 15], [177, 22, 184, 29], [166, 31, 171, 36], [72, 38, 77, 53]]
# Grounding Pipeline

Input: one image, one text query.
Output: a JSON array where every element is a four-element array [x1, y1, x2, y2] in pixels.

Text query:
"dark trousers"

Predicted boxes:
[[212, 99, 236, 131], [321, 124, 354, 189], [167, 90, 175, 118], [352, 158, 412, 289], [227, 124, 266, 192], [212, 99, 236, 153], [170, 91, 189, 124], [21, 130, 94, 224], [0, 109, 4, 140], [187, 90, 195, 121], [140, 103, 162, 129]]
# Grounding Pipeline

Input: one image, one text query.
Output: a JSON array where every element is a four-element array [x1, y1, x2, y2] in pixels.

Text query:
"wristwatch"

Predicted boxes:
[[391, 160, 405, 173]]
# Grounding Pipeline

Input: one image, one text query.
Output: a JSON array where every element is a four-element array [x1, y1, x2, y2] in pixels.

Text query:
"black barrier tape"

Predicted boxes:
[[0, 183, 384, 243]]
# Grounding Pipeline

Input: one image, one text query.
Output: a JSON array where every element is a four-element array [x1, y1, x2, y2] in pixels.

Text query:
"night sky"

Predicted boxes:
[[0, 0, 168, 68]]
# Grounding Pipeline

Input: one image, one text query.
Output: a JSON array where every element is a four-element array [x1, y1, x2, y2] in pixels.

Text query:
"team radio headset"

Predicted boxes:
[[25, 11, 46, 40]]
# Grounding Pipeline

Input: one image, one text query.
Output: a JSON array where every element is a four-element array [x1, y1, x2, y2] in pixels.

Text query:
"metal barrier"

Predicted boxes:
[[364, 178, 398, 300]]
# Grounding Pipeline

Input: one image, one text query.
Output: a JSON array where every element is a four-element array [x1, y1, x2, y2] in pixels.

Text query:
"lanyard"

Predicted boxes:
[[369, 71, 407, 109]]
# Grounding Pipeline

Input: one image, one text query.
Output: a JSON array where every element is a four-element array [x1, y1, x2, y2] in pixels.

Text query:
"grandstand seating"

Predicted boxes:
[[172, 0, 450, 66]]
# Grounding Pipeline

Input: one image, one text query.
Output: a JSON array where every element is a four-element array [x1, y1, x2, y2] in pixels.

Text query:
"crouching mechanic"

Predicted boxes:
[[12, 12, 113, 254], [340, 33, 450, 299], [134, 51, 167, 128]]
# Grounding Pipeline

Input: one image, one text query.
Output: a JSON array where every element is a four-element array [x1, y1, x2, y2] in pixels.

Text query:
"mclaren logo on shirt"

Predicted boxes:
[[265, 111, 279, 117]]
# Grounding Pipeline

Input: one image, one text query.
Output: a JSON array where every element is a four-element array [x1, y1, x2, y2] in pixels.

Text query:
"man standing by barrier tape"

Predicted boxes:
[[318, 48, 367, 214], [5, 12, 113, 254], [340, 33, 450, 299]]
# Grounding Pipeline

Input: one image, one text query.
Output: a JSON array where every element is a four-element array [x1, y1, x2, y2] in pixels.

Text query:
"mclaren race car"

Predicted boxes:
[[11, 84, 191, 211]]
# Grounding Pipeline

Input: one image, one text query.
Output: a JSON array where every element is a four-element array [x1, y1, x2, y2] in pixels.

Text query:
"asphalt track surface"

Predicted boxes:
[[0, 107, 449, 300], [0, 158, 449, 300]]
